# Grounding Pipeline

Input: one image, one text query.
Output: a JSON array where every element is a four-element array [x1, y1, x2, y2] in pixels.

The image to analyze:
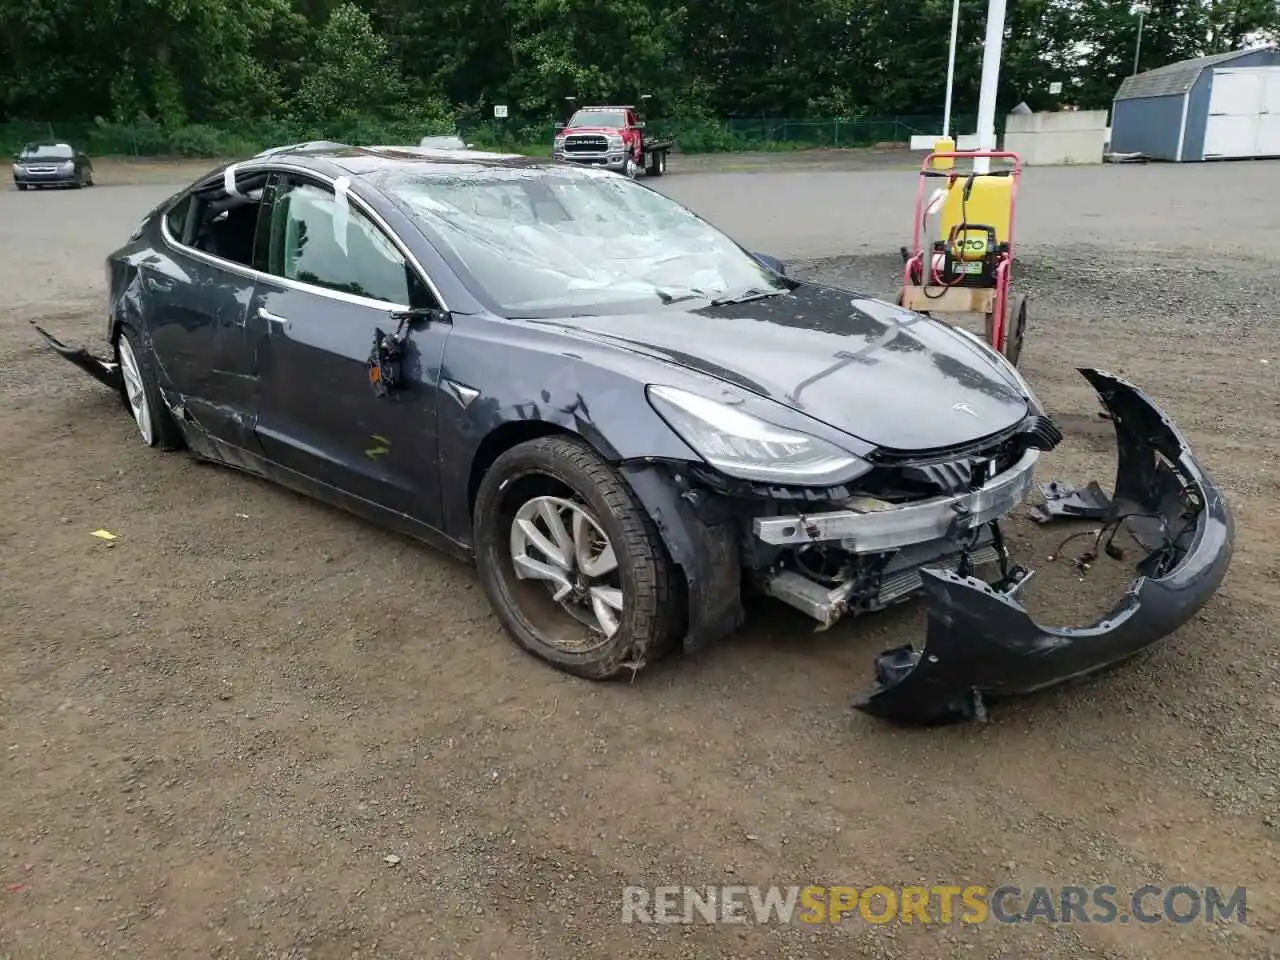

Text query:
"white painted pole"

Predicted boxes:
[[973, 0, 1007, 173], [942, 0, 960, 137]]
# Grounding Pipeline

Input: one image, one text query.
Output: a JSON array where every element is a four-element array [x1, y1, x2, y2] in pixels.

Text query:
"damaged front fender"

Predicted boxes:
[[30, 322, 123, 392], [854, 367, 1234, 725]]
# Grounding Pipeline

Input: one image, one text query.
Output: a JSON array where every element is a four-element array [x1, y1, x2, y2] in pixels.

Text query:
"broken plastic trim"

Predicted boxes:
[[29, 322, 123, 392], [853, 367, 1234, 726]]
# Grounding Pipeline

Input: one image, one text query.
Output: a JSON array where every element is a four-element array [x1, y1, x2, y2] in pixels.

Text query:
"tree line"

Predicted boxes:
[[1, 0, 1277, 149]]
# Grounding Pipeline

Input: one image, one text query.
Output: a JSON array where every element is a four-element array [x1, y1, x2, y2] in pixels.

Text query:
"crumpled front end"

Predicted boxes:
[[853, 367, 1233, 725]]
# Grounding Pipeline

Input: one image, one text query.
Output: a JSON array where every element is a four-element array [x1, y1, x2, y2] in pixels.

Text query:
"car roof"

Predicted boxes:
[[249, 143, 574, 178], [22, 141, 73, 150]]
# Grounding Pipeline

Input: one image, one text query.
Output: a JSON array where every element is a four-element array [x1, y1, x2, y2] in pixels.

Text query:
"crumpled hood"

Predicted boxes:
[[536, 283, 1031, 452]]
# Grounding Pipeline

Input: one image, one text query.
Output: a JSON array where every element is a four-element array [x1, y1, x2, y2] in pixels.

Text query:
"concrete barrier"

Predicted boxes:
[[1002, 110, 1107, 165]]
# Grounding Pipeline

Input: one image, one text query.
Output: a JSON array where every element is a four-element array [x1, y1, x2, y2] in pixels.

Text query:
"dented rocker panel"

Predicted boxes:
[[853, 367, 1234, 725]]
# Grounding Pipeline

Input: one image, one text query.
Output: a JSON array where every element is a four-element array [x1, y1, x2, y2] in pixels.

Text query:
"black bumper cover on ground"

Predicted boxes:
[[30, 322, 123, 391], [854, 367, 1234, 725]]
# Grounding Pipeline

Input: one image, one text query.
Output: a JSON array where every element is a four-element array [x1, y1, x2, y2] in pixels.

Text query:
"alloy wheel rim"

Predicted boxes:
[[508, 494, 623, 651], [116, 336, 154, 444]]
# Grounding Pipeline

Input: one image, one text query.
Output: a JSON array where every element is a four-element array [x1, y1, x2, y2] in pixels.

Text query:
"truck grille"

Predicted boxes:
[[564, 135, 608, 153]]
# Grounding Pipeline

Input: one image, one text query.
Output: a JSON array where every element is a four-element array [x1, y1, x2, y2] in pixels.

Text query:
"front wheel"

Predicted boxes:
[[15, 183, 27, 192], [116, 326, 184, 450], [472, 435, 682, 679]]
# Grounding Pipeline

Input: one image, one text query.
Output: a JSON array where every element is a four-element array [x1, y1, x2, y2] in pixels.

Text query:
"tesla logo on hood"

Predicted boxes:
[[953, 402, 978, 417]]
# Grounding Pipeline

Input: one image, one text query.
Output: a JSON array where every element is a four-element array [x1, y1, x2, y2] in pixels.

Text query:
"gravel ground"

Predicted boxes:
[[2, 154, 1279, 959]]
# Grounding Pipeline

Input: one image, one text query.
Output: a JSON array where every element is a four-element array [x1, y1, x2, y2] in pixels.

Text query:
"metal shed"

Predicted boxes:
[[1110, 45, 1280, 161]]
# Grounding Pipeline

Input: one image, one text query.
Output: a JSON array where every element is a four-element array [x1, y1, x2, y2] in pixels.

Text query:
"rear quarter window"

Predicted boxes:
[[164, 195, 192, 242]]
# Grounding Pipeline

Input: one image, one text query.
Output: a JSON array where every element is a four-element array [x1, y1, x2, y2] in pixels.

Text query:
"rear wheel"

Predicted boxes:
[[116, 326, 184, 450], [646, 150, 666, 176], [472, 435, 681, 680]]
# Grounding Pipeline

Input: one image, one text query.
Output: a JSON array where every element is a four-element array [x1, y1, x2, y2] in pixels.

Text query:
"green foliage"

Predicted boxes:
[[292, 2, 408, 122], [2, 0, 1279, 156]]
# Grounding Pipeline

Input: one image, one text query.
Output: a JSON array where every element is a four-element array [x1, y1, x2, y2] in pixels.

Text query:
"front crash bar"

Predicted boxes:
[[854, 367, 1233, 725], [29, 322, 123, 392]]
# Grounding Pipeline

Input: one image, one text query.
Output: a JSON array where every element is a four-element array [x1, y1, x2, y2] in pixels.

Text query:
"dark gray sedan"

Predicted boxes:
[[12, 141, 95, 190], [30, 144, 1232, 725]]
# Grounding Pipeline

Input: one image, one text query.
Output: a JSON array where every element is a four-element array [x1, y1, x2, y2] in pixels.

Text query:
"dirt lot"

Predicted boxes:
[[2, 155, 1279, 959]]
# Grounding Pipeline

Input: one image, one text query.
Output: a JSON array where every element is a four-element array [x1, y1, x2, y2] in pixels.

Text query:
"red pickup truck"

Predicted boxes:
[[551, 105, 673, 178]]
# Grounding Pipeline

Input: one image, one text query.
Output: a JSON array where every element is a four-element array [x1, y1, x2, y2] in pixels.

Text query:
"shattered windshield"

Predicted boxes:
[[379, 167, 785, 317]]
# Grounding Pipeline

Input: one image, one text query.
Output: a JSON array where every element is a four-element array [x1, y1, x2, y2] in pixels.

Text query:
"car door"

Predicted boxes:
[[251, 170, 451, 528], [143, 172, 268, 452]]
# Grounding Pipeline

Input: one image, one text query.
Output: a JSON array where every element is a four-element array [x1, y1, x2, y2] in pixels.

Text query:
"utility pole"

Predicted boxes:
[[1133, 3, 1148, 75], [942, 0, 961, 138], [973, 0, 1007, 173]]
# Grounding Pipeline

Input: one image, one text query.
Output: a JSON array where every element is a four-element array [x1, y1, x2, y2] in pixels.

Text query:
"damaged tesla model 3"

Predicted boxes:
[[31, 144, 1233, 725]]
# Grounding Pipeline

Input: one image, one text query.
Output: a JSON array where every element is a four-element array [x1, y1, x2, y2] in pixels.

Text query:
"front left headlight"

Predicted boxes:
[[647, 385, 871, 486]]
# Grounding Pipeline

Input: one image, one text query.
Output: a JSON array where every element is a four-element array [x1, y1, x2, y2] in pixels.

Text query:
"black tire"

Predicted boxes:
[[116, 325, 185, 451], [472, 435, 682, 680], [646, 149, 666, 177], [15, 183, 27, 192], [1005, 296, 1028, 367], [73, 174, 84, 189]]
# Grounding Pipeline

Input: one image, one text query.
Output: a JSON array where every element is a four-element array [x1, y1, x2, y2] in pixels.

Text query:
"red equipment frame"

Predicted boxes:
[[901, 150, 1024, 357]]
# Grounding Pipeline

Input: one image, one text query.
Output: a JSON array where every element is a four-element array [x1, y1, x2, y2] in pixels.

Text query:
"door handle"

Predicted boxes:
[[258, 308, 288, 325]]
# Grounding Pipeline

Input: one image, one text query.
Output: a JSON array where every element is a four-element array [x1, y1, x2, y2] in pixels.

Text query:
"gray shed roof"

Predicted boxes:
[[1114, 46, 1275, 101]]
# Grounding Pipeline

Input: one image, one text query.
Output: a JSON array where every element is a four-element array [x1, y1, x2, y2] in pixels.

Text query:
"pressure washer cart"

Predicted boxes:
[[898, 149, 1027, 366]]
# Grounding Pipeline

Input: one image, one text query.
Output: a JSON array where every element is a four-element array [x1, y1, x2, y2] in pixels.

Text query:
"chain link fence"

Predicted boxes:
[[1, 114, 1006, 158]]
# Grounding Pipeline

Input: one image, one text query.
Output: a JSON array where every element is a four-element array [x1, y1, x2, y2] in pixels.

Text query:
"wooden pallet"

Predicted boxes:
[[898, 284, 995, 315]]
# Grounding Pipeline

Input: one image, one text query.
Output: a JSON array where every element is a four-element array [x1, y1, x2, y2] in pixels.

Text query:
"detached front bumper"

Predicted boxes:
[[29, 322, 123, 391], [853, 367, 1233, 725]]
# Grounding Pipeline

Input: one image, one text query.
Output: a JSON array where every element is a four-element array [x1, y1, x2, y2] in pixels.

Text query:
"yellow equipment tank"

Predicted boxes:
[[938, 173, 1013, 261], [932, 135, 956, 170]]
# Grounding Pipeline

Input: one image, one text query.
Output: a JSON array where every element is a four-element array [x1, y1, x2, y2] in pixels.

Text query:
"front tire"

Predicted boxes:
[[116, 326, 184, 450], [473, 435, 681, 680]]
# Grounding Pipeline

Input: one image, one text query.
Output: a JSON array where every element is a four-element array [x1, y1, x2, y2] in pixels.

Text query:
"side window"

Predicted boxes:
[[164, 195, 192, 243], [266, 177, 411, 305], [187, 174, 267, 269]]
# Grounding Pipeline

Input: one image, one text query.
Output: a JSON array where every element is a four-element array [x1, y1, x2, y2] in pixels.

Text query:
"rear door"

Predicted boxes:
[[251, 170, 452, 527]]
